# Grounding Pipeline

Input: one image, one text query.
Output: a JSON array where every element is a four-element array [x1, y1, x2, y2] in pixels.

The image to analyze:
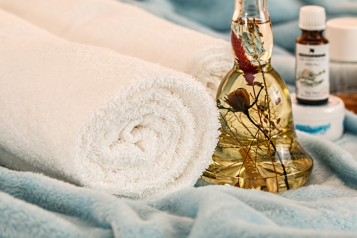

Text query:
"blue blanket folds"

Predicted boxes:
[[1, 0, 357, 237]]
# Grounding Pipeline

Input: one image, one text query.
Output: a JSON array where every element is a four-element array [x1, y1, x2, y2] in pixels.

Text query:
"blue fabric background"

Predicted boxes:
[[121, 0, 357, 92], [122, 0, 357, 54]]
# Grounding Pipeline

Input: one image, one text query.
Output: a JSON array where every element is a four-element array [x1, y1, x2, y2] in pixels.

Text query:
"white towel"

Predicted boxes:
[[0, 10, 220, 200], [0, 0, 233, 97]]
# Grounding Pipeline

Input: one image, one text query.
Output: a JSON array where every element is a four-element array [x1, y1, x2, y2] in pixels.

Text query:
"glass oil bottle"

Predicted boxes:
[[201, 0, 314, 193]]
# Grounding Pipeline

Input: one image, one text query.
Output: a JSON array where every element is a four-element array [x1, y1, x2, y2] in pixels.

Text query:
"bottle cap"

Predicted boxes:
[[299, 6, 326, 31]]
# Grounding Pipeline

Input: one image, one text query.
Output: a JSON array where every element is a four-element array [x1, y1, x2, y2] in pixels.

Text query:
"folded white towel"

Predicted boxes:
[[0, 10, 220, 200], [0, 0, 233, 97]]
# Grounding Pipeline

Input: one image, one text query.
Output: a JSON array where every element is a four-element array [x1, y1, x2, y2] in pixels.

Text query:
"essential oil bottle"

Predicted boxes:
[[296, 6, 329, 105]]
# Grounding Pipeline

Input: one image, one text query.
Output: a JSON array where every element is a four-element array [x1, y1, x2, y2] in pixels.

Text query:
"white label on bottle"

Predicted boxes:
[[295, 43, 329, 101]]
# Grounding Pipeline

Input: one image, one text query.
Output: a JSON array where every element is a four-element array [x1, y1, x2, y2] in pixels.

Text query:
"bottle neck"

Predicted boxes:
[[234, 0, 269, 22], [232, 0, 273, 66], [300, 30, 325, 40]]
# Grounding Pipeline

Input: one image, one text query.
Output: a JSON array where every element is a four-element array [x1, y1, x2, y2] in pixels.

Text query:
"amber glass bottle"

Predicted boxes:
[[201, 0, 313, 193], [296, 6, 330, 105]]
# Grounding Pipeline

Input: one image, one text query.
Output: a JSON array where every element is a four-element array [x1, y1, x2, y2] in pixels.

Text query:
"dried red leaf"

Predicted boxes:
[[231, 30, 258, 85]]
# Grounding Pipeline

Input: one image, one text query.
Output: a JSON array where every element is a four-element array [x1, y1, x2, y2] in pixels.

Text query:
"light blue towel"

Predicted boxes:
[[2, 1, 357, 237]]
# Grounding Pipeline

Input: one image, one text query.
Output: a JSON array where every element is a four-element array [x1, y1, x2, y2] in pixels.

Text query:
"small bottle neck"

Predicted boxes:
[[234, 0, 269, 22], [232, 0, 273, 66], [301, 30, 325, 39]]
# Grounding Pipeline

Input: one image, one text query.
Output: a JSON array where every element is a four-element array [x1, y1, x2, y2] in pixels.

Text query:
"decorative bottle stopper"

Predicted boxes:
[[202, 0, 313, 193]]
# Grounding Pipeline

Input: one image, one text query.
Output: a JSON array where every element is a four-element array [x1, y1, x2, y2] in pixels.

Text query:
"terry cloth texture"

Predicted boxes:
[[0, 0, 234, 97], [0, 10, 220, 200]]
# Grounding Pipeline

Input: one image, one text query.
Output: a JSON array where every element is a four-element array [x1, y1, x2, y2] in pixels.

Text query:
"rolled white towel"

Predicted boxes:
[[0, 0, 233, 97], [0, 10, 220, 200]]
